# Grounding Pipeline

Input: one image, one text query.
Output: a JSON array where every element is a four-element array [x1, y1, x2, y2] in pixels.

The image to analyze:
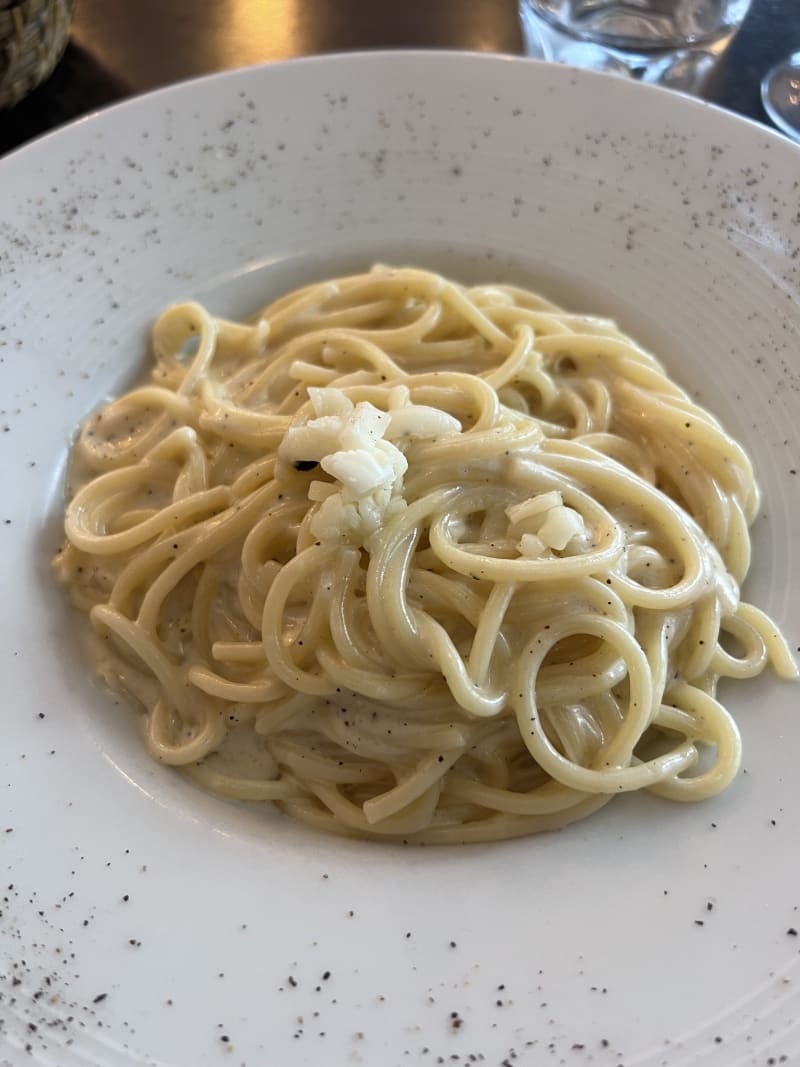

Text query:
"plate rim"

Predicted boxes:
[[4, 48, 799, 172]]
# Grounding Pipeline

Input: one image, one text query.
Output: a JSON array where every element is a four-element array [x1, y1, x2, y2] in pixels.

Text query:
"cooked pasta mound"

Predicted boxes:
[[54, 266, 797, 842]]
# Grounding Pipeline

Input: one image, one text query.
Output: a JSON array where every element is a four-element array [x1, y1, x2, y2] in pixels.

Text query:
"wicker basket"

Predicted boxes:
[[0, 0, 74, 109]]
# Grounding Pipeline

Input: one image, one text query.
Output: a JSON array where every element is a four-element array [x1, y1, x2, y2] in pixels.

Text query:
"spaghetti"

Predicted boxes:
[[54, 266, 797, 842]]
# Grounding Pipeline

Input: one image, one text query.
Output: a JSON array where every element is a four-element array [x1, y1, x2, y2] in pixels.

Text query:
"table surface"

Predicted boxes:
[[1, 0, 799, 156]]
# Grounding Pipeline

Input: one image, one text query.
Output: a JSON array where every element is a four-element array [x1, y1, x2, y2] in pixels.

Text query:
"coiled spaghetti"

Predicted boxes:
[[54, 266, 797, 843]]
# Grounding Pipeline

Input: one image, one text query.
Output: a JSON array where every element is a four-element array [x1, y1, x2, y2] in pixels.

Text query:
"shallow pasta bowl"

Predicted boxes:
[[2, 51, 800, 1067]]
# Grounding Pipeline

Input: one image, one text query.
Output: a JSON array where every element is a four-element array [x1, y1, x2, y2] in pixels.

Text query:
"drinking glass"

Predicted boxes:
[[520, 0, 753, 93], [761, 51, 800, 142]]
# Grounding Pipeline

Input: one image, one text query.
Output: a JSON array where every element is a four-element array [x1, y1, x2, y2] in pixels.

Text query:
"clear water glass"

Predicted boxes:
[[761, 51, 800, 142], [520, 0, 753, 93]]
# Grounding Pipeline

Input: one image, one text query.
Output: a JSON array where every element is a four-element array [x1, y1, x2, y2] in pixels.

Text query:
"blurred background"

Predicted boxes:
[[1, 0, 798, 155]]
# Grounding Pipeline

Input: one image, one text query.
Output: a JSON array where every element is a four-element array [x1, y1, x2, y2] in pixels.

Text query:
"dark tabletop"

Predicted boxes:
[[1, 0, 799, 157]]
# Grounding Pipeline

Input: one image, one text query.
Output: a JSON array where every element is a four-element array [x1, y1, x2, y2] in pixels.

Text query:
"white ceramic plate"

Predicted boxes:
[[2, 52, 800, 1067]]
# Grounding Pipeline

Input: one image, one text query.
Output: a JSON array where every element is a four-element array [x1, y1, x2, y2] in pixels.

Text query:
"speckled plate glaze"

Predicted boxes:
[[2, 51, 800, 1067]]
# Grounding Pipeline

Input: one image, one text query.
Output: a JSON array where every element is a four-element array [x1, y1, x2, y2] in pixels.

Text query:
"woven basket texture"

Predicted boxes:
[[0, 0, 75, 108]]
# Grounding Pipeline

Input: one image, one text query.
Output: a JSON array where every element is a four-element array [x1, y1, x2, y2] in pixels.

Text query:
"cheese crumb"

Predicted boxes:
[[507, 493, 586, 556], [279, 387, 461, 546]]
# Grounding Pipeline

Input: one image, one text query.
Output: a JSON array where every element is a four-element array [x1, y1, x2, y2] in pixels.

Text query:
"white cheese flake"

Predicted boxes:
[[507, 492, 587, 556], [506, 491, 563, 526], [519, 533, 547, 558], [278, 386, 462, 547], [322, 447, 401, 496], [309, 386, 352, 417], [538, 505, 585, 551]]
